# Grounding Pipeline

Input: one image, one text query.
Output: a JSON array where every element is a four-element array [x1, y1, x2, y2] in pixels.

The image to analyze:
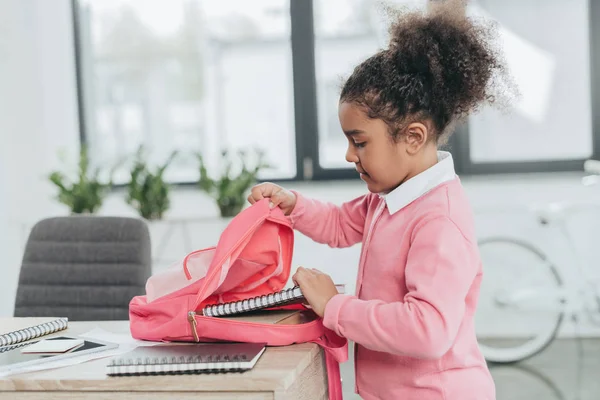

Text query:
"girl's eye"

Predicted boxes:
[[354, 142, 366, 148]]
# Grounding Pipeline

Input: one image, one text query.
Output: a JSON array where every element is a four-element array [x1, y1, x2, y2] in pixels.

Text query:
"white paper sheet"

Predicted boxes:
[[0, 327, 161, 378], [79, 327, 162, 348]]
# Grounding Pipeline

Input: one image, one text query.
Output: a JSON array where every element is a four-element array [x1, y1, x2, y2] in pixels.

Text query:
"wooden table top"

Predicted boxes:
[[0, 318, 321, 393]]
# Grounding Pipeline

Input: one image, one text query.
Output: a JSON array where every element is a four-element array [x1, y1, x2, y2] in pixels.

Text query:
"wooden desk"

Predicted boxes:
[[0, 319, 329, 400]]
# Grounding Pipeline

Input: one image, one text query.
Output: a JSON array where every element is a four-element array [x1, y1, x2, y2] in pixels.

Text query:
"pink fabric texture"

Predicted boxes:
[[129, 198, 347, 400], [288, 177, 496, 400]]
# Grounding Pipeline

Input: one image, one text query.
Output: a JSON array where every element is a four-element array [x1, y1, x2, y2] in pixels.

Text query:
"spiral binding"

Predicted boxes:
[[0, 341, 32, 354], [202, 286, 304, 317], [0, 318, 68, 347], [106, 353, 250, 376]]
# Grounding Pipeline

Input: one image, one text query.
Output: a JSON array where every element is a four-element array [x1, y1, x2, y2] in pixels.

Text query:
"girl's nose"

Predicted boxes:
[[346, 145, 359, 164]]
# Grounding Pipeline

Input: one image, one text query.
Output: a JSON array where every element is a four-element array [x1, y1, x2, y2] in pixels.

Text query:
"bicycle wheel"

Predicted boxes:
[[475, 237, 565, 364], [490, 363, 565, 400]]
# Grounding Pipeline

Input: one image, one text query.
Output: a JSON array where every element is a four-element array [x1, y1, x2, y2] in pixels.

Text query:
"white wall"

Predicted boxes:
[[0, 0, 80, 317], [2, 0, 600, 340]]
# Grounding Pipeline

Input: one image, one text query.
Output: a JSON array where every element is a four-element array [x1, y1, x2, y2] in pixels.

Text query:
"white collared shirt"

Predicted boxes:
[[381, 151, 457, 215]]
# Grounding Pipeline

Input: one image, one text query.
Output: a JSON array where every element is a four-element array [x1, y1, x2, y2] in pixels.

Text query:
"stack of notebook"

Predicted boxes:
[[202, 284, 345, 318]]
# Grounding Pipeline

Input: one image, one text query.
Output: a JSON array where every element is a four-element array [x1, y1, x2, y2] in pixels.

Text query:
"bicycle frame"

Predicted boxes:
[[475, 162, 600, 363], [498, 201, 600, 319]]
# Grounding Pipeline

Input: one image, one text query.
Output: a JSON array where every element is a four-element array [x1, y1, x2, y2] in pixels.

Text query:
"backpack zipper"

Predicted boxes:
[[188, 311, 200, 342]]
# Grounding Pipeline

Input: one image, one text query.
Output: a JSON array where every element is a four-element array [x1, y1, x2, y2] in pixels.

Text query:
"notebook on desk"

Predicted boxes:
[[106, 342, 267, 376], [0, 317, 68, 347]]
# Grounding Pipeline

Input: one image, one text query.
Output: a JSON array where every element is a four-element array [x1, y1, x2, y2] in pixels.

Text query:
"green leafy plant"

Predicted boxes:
[[197, 148, 270, 218], [126, 146, 178, 220], [48, 146, 115, 214]]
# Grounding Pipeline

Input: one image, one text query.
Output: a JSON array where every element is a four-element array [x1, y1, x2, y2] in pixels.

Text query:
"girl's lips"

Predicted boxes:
[[356, 166, 370, 179]]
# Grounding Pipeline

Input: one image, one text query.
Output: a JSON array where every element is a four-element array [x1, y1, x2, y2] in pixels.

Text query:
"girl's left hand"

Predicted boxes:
[[292, 267, 339, 318]]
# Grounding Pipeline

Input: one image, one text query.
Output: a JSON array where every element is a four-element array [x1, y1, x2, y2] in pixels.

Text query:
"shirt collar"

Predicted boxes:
[[380, 151, 457, 215]]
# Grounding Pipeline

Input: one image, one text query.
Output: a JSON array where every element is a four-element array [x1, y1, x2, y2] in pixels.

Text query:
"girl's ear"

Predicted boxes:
[[403, 122, 429, 155]]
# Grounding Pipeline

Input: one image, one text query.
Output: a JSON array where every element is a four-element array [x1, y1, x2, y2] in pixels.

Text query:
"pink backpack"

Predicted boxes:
[[129, 198, 348, 399]]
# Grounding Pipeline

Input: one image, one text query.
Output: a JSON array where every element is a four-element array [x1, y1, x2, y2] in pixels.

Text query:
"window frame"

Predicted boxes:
[[72, 0, 600, 182], [446, 0, 600, 175]]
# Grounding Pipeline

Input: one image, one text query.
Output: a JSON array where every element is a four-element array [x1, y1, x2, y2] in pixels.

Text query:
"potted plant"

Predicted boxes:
[[126, 146, 178, 220], [197, 148, 270, 218], [48, 146, 115, 214]]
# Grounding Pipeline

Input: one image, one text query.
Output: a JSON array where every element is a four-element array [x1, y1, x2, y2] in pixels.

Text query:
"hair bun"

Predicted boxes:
[[340, 0, 514, 139]]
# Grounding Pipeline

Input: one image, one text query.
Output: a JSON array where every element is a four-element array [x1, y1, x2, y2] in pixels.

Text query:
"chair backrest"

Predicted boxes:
[[14, 215, 152, 321]]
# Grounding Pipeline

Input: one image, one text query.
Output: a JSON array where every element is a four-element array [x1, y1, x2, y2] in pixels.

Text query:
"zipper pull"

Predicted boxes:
[[188, 311, 200, 342]]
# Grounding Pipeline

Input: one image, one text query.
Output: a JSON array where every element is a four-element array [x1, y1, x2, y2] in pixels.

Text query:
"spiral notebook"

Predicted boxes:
[[106, 342, 266, 376], [203, 284, 345, 318], [0, 317, 68, 347]]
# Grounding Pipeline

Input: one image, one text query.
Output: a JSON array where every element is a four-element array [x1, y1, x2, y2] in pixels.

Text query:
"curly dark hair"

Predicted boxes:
[[340, 0, 513, 144]]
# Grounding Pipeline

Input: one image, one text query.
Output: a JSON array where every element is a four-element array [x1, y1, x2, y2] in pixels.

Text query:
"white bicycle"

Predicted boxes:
[[475, 159, 600, 364]]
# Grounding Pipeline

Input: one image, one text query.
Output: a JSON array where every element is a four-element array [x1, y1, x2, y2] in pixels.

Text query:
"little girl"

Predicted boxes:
[[249, 2, 508, 399]]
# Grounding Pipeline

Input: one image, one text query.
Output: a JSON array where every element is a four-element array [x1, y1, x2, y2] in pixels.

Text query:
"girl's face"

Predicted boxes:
[[338, 101, 433, 194]]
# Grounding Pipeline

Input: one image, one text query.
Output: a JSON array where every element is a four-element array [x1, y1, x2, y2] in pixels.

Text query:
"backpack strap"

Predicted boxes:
[[311, 329, 348, 400], [323, 350, 343, 400]]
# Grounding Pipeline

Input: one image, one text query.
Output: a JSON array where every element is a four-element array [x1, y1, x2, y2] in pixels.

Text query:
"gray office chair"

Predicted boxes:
[[14, 215, 152, 321]]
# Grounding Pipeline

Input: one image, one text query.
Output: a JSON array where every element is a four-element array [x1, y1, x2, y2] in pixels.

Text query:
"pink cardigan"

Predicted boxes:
[[288, 177, 495, 400]]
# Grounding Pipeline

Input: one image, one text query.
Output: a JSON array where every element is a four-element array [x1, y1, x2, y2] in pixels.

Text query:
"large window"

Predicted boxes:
[[75, 0, 296, 182], [453, 0, 600, 174], [73, 0, 600, 181]]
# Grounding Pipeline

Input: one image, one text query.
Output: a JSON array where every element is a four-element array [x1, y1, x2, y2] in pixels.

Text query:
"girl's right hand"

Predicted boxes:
[[248, 182, 297, 216]]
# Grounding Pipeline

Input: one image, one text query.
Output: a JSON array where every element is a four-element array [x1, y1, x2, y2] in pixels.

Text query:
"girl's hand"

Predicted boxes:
[[292, 267, 339, 318], [248, 182, 297, 216]]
